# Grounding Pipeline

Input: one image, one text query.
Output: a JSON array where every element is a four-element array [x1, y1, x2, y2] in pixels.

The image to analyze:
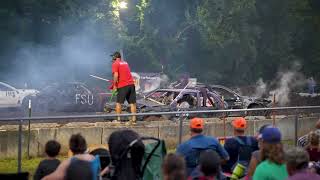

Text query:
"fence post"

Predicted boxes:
[[294, 109, 299, 146], [27, 100, 31, 159], [178, 115, 183, 145], [18, 119, 23, 173]]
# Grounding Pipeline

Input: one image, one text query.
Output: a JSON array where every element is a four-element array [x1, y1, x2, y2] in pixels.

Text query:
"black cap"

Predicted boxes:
[[110, 51, 121, 61]]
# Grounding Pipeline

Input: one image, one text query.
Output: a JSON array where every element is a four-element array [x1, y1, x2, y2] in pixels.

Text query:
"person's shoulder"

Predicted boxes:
[[177, 141, 192, 153]]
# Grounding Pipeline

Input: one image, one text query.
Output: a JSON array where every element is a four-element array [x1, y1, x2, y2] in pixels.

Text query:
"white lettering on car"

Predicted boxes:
[[75, 94, 94, 105]]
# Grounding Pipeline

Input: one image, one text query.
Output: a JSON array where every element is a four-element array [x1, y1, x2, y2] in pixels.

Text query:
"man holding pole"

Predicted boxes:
[[111, 51, 137, 124]]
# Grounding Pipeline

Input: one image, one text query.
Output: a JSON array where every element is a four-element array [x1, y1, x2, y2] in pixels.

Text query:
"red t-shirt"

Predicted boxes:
[[112, 58, 134, 88]]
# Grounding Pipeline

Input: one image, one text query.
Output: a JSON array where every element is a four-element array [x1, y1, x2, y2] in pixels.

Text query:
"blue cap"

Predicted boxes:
[[262, 127, 282, 144]]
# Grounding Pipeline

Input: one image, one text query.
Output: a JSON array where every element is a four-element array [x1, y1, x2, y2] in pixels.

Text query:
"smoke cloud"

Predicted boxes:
[[2, 20, 114, 90]]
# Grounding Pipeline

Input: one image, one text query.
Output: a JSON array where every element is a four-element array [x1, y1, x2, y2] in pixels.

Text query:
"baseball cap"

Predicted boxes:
[[262, 127, 282, 144], [257, 124, 273, 139], [110, 51, 121, 61], [232, 117, 247, 129], [190, 118, 204, 129]]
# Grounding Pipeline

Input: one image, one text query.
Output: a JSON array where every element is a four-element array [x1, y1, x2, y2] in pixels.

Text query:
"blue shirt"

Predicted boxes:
[[223, 136, 258, 173], [177, 134, 229, 175]]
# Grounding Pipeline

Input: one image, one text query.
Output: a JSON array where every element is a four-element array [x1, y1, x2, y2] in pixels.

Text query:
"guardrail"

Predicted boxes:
[[1, 105, 320, 173]]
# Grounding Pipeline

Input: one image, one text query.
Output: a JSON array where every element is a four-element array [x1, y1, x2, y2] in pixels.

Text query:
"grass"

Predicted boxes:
[[0, 156, 67, 179]]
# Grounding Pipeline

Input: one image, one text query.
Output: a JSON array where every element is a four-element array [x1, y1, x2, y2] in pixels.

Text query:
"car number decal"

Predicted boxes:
[[6, 91, 15, 97]]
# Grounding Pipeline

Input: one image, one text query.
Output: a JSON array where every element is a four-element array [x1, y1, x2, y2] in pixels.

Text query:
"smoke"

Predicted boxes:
[[269, 71, 296, 106], [254, 63, 307, 106], [254, 78, 267, 97], [2, 20, 114, 89]]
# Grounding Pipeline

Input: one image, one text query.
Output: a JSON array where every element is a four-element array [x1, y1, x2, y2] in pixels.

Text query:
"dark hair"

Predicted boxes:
[[199, 150, 221, 177], [162, 153, 186, 180], [259, 124, 272, 134], [113, 52, 121, 59], [191, 128, 203, 134], [65, 159, 93, 180], [235, 128, 245, 134], [45, 140, 61, 157], [108, 130, 145, 180], [69, 134, 87, 155], [261, 142, 284, 164]]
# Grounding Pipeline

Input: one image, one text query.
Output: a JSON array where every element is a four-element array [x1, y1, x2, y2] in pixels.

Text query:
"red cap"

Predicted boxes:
[[232, 117, 247, 129], [190, 118, 204, 129]]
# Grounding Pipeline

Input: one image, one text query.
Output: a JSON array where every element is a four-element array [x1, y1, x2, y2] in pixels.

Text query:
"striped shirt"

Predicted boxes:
[[297, 129, 320, 147]]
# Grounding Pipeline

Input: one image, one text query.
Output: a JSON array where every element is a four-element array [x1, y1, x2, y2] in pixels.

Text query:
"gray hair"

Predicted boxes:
[[285, 147, 309, 170]]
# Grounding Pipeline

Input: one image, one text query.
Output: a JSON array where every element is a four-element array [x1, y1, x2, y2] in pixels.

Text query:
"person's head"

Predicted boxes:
[[260, 127, 284, 164], [45, 140, 61, 158], [308, 131, 320, 147], [257, 124, 273, 147], [69, 133, 87, 155], [315, 119, 320, 129], [162, 153, 186, 180], [65, 159, 93, 180], [190, 118, 204, 136], [111, 51, 121, 61], [285, 147, 310, 176], [199, 150, 221, 177], [232, 117, 247, 135], [108, 130, 145, 179]]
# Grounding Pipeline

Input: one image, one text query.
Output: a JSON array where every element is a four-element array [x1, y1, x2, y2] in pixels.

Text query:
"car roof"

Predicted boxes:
[[153, 88, 199, 93], [210, 84, 241, 96]]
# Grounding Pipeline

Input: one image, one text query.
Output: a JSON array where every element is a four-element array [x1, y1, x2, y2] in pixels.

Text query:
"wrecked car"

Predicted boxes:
[[104, 88, 225, 120], [24, 82, 109, 113], [0, 82, 39, 109], [208, 84, 272, 115]]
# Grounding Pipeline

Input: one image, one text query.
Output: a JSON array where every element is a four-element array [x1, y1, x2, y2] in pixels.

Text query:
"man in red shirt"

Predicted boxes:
[[111, 51, 136, 123]]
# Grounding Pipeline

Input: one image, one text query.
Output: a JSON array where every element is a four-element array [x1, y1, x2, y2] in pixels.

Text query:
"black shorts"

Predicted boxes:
[[117, 84, 136, 104]]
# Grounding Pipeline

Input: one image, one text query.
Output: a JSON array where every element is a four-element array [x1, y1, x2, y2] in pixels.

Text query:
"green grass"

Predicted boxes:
[[0, 156, 67, 179]]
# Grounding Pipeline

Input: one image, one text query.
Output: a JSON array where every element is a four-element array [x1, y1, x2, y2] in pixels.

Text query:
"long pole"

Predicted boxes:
[[294, 109, 299, 146], [222, 96, 226, 139], [272, 94, 276, 126], [27, 100, 31, 159]]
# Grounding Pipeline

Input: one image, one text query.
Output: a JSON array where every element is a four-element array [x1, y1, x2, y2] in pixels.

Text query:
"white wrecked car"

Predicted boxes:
[[0, 82, 39, 108]]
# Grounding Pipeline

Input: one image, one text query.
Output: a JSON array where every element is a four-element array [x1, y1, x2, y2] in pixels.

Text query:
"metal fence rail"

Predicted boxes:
[[1, 105, 320, 173], [0, 105, 319, 122]]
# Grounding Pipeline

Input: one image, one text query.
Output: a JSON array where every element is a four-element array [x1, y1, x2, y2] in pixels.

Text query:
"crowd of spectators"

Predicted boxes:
[[31, 117, 320, 180]]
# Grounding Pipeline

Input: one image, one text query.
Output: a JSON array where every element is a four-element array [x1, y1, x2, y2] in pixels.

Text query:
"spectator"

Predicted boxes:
[[297, 119, 320, 147], [308, 77, 316, 94], [162, 153, 186, 180], [223, 117, 259, 173], [34, 140, 61, 180], [101, 129, 145, 180], [43, 134, 100, 180], [177, 117, 229, 176], [285, 147, 320, 180], [253, 127, 288, 180], [247, 124, 272, 178], [188, 150, 221, 180], [65, 159, 93, 180], [306, 131, 320, 162]]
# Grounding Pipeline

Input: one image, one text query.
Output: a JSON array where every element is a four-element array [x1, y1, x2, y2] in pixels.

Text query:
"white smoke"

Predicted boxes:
[[254, 78, 267, 97], [269, 71, 306, 106], [269, 71, 295, 106]]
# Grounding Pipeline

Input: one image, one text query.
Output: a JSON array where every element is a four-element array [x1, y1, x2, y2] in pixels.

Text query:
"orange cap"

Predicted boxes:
[[232, 117, 247, 129], [190, 118, 204, 129]]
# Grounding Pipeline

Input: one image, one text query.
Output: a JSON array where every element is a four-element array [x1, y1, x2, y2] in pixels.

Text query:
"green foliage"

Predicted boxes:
[[0, 0, 319, 85]]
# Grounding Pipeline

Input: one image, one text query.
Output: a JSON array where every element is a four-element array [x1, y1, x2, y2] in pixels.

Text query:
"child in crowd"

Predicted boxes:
[[34, 140, 61, 180], [306, 131, 320, 162]]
